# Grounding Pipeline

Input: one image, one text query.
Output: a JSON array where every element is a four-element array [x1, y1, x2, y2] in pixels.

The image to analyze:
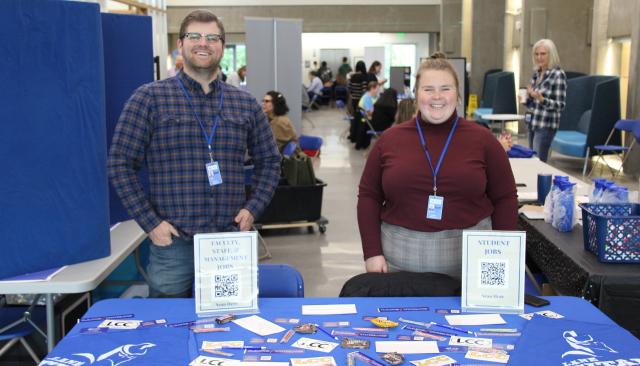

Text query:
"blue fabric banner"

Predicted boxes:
[[510, 315, 640, 365], [102, 13, 153, 225], [40, 326, 191, 366], [0, 0, 110, 278]]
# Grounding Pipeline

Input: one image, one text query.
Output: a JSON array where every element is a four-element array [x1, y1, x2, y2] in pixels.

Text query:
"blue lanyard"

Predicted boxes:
[[415, 115, 459, 195], [176, 78, 223, 162]]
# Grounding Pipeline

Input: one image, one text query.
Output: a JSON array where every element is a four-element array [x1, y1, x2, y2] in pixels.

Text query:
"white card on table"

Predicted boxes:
[[465, 350, 510, 364], [411, 355, 457, 366], [519, 313, 535, 320], [445, 313, 506, 326], [374, 341, 439, 354], [449, 336, 493, 349], [201, 340, 244, 350], [189, 356, 239, 365], [291, 356, 337, 366], [291, 337, 339, 353], [232, 315, 285, 336], [301, 304, 357, 315], [536, 310, 564, 319]]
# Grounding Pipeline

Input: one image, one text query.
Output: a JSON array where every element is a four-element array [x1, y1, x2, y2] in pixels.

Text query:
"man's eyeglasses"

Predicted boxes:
[[182, 32, 224, 43], [262, 99, 272, 103]]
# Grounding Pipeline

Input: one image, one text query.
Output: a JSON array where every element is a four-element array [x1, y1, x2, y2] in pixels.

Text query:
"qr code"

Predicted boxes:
[[479, 260, 508, 288], [213, 273, 239, 298]]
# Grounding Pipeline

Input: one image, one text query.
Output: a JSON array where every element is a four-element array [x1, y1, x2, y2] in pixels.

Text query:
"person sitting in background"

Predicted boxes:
[[354, 81, 380, 150], [306, 71, 323, 107], [394, 98, 416, 125], [371, 88, 398, 132], [167, 54, 183, 77], [498, 132, 513, 152], [317, 61, 333, 84], [262, 91, 298, 154], [358, 81, 380, 119], [226, 65, 246, 88]]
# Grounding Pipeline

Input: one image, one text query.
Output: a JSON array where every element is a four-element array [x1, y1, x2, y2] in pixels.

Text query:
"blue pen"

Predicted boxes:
[[315, 324, 339, 340], [429, 321, 473, 335]]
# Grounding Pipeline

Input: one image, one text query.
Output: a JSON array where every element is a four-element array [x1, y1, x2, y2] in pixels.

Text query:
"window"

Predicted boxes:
[[221, 44, 246, 75], [390, 44, 417, 91]]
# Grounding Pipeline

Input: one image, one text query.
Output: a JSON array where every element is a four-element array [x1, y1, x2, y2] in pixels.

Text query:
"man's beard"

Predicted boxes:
[[184, 48, 220, 73]]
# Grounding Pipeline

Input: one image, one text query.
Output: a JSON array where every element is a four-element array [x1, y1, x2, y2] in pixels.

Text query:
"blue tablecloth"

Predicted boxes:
[[42, 296, 639, 365]]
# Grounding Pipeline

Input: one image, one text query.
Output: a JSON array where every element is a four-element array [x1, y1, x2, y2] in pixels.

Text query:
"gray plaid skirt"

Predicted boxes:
[[381, 216, 492, 278]]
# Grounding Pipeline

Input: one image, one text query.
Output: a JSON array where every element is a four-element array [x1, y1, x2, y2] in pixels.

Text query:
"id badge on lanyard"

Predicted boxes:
[[415, 115, 459, 221], [177, 78, 224, 187], [206, 161, 222, 186], [426, 195, 444, 220]]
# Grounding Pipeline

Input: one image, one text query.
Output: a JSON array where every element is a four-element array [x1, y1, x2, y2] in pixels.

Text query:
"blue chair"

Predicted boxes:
[[299, 135, 323, 151], [282, 141, 297, 158], [258, 264, 304, 297], [191, 264, 304, 298], [550, 75, 621, 175], [587, 119, 640, 177], [473, 71, 517, 126], [0, 303, 46, 363]]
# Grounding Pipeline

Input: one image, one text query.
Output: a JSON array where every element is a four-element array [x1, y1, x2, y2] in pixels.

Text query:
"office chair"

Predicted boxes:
[[299, 135, 323, 157], [0, 296, 46, 364], [588, 119, 640, 177], [258, 264, 304, 298]]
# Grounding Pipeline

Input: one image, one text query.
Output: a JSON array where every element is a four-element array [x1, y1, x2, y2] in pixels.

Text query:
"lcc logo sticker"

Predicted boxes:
[[448, 335, 493, 349], [97, 319, 142, 330], [291, 337, 339, 353]]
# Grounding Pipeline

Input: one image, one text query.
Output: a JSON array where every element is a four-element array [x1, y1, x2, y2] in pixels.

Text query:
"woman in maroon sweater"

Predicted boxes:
[[357, 56, 518, 276]]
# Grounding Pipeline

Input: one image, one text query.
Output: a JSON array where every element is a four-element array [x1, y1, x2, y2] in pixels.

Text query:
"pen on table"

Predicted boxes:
[[220, 346, 266, 350], [315, 324, 339, 340], [429, 321, 473, 335], [398, 317, 430, 328]]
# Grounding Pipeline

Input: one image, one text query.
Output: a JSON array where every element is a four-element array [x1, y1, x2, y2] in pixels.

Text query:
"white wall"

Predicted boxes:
[[301, 32, 432, 87]]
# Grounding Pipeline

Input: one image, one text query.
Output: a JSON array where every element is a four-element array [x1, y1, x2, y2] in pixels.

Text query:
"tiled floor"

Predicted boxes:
[[260, 107, 639, 298]]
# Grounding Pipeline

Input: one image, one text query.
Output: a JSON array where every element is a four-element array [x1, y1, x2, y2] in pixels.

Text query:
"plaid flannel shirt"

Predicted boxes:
[[108, 71, 281, 235], [527, 66, 567, 130]]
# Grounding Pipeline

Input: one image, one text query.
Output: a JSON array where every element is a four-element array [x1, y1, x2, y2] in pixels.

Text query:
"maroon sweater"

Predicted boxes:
[[357, 113, 518, 260]]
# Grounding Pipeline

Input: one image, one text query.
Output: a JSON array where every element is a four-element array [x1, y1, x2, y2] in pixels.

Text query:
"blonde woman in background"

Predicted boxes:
[[394, 98, 416, 125]]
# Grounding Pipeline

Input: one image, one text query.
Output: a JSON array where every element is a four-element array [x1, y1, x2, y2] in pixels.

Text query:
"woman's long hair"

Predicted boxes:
[[355, 61, 367, 74], [375, 88, 398, 109]]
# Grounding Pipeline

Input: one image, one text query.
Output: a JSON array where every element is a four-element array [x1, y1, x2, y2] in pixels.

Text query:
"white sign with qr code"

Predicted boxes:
[[194, 232, 259, 317], [461, 230, 526, 314]]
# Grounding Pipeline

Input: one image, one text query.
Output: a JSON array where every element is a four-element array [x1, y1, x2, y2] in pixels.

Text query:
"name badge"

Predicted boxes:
[[426, 195, 444, 220], [524, 113, 532, 123], [206, 161, 222, 186]]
